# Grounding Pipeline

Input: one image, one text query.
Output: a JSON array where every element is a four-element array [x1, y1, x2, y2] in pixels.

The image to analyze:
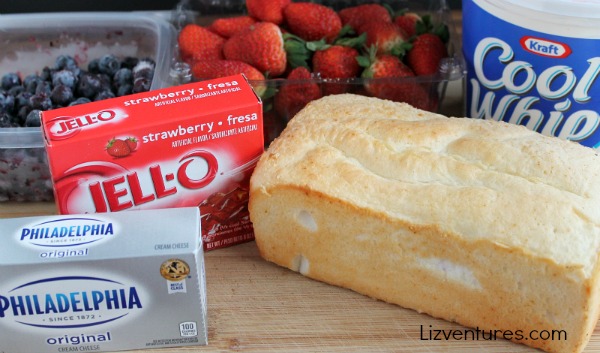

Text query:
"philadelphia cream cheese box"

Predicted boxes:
[[0, 207, 208, 353]]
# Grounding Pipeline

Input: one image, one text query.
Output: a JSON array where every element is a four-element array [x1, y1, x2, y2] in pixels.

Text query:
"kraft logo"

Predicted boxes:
[[520, 36, 572, 58]]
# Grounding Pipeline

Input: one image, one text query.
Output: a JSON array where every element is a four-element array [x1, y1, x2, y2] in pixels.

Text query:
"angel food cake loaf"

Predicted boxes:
[[248, 94, 600, 353]]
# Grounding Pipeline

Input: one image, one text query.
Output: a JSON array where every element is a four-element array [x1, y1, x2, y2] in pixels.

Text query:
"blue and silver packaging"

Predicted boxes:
[[0, 207, 208, 352]]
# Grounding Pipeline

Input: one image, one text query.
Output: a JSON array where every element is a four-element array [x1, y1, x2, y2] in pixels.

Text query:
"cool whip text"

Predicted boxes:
[[470, 37, 600, 144]]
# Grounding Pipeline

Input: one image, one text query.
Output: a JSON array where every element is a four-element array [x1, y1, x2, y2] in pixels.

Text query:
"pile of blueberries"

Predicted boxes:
[[0, 54, 155, 202], [0, 54, 155, 128]]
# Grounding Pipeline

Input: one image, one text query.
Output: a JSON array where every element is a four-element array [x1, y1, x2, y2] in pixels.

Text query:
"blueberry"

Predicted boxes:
[[23, 74, 40, 84], [8, 85, 24, 97], [140, 57, 156, 67], [87, 59, 100, 74], [23, 75, 44, 94], [73, 98, 92, 106], [16, 105, 31, 125], [97, 74, 113, 92], [1, 73, 21, 91], [134, 68, 154, 82], [40, 66, 53, 82], [35, 81, 52, 96], [132, 77, 151, 93], [0, 91, 16, 114], [98, 54, 121, 76], [68, 97, 91, 106], [29, 93, 52, 111], [94, 90, 115, 101], [116, 84, 133, 97], [15, 91, 33, 110], [9, 113, 21, 126], [50, 84, 74, 106], [0, 111, 15, 127], [25, 109, 42, 127], [54, 55, 79, 72], [113, 68, 133, 88], [76, 73, 102, 99], [121, 56, 139, 70], [52, 70, 77, 89], [133, 60, 155, 81]]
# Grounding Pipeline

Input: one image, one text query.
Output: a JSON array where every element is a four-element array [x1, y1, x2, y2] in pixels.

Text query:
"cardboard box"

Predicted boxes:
[[0, 207, 207, 352], [41, 74, 263, 250]]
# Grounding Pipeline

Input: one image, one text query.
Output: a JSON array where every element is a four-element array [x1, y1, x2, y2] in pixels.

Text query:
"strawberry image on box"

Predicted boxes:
[[41, 74, 263, 250]]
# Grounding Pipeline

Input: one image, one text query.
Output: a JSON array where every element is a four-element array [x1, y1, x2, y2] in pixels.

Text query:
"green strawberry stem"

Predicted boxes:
[[381, 3, 396, 17], [334, 32, 367, 49], [283, 33, 313, 69], [357, 45, 378, 78], [283, 33, 331, 69], [335, 24, 356, 39], [394, 8, 411, 17], [416, 15, 450, 43], [390, 41, 413, 58]]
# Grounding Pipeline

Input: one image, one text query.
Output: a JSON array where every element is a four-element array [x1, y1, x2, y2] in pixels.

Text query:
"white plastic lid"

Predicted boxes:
[[502, 0, 600, 18], [472, 0, 600, 38]]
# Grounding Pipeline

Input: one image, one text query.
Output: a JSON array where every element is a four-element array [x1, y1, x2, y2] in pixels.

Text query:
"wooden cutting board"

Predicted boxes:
[[2, 202, 600, 353]]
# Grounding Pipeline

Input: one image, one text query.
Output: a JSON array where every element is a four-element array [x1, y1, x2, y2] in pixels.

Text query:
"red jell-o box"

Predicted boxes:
[[41, 74, 263, 250]]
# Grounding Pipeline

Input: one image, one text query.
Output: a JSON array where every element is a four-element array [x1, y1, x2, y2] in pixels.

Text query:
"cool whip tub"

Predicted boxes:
[[462, 0, 600, 148], [0, 207, 207, 353]]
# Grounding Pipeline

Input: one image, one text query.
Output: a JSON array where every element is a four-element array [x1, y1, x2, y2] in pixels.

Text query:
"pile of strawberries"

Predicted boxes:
[[178, 0, 450, 122]]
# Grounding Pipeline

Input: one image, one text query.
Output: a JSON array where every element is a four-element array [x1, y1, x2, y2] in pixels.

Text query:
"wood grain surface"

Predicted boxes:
[[1, 202, 600, 353]]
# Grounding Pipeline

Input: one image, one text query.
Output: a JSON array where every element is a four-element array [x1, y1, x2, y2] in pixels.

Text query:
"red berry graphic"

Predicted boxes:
[[105, 138, 131, 158], [125, 137, 138, 152]]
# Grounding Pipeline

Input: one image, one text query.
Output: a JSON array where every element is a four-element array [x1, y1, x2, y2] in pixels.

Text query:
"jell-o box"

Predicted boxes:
[[41, 74, 263, 250]]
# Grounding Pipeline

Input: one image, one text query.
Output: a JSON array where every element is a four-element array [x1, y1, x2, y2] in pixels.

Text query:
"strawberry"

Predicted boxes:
[[178, 24, 225, 62], [359, 51, 434, 111], [105, 138, 131, 158], [223, 22, 287, 77], [312, 45, 361, 95], [283, 2, 342, 43], [394, 11, 421, 38], [209, 16, 257, 38], [359, 22, 410, 56], [191, 60, 267, 96], [246, 0, 291, 25], [338, 4, 392, 31], [405, 33, 448, 76], [274, 67, 322, 120], [282, 27, 364, 70], [125, 137, 138, 152], [312, 45, 361, 80]]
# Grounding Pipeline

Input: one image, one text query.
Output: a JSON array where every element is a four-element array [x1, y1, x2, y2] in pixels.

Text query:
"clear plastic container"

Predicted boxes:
[[185, 0, 467, 142], [0, 12, 177, 202]]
